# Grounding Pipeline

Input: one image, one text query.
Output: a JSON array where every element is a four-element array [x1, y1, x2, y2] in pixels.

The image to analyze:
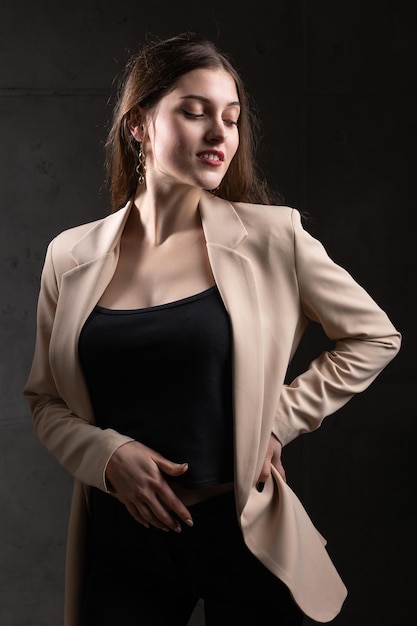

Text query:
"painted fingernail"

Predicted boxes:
[[174, 526, 182, 533], [256, 481, 265, 493], [185, 518, 194, 527]]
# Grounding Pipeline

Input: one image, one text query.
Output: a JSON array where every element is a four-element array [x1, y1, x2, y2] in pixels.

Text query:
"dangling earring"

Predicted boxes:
[[135, 143, 146, 185]]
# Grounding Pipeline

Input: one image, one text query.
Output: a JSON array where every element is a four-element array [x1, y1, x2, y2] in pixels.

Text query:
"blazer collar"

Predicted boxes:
[[69, 198, 133, 266], [68, 191, 247, 266], [198, 191, 248, 249]]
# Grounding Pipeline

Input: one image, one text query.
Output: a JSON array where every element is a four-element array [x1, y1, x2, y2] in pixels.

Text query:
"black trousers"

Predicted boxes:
[[80, 489, 304, 626]]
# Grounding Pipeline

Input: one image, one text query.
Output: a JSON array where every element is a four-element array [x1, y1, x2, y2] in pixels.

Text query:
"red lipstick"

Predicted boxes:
[[197, 150, 224, 166]]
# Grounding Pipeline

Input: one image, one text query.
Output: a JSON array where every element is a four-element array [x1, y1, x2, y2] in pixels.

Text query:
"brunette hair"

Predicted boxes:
[[105, 31, 272, 211]]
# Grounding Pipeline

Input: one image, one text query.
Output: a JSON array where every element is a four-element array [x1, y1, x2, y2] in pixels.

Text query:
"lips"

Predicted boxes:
[[197, 150, 224, 165]]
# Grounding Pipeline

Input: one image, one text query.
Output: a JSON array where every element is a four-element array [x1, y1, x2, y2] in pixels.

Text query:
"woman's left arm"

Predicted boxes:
[[271, 209, 401, 448]]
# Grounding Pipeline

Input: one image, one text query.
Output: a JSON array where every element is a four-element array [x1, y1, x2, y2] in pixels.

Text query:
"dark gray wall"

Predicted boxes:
[[1, 1, 415, 624]]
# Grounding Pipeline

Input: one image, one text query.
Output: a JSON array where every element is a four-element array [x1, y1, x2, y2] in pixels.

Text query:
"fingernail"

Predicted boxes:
[[174, 526, 182, 533], [185, 518, 194, 527], [256, 481, 265, 493]]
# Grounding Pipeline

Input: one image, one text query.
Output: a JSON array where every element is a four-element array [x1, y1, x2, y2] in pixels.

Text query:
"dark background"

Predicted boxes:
[[1, 1, 415, 624]]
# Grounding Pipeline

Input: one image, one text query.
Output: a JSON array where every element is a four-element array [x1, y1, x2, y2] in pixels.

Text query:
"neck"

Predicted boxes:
[[132, 184, 203, 245]]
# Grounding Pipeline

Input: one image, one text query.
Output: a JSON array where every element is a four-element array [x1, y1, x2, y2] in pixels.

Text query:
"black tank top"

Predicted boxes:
[[78, 285, 234, 487]]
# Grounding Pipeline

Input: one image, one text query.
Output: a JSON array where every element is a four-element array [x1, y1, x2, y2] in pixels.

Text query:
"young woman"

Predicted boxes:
[[24, 32, 401, 626]]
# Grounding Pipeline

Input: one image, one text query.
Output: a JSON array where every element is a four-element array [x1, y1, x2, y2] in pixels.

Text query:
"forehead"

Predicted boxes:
[[168, 68, 239, 104]]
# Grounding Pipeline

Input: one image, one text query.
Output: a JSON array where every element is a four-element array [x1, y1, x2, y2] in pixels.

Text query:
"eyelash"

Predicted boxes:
[[181, 110, 238, 126]]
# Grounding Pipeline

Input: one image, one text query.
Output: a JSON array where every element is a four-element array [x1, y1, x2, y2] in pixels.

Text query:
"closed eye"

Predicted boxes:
[[182, 110, 238, 127], [182, 110, 204, 119]]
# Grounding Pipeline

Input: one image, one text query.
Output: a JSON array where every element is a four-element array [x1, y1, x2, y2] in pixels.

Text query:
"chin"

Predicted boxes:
[[199, 177, 223, 191]]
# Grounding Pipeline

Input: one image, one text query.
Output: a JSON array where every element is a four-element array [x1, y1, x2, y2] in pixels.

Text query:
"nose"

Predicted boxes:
[[206, 116, 226, 144]]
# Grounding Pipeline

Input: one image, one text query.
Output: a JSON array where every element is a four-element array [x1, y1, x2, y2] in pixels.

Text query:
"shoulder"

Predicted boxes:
[[229, 200, 306, 241], [42, 206, 127, 279], [231, 200, 301, 223], [48, 200, 131, 258], [39, 217, 104, 282], [49, 214, 110, 252]]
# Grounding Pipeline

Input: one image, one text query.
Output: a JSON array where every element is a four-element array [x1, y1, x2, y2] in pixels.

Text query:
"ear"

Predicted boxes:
[[128, 106, 147, 142]]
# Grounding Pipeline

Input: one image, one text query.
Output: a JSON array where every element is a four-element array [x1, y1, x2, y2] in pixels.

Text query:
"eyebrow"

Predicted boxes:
[[180, 95, 240, 107]]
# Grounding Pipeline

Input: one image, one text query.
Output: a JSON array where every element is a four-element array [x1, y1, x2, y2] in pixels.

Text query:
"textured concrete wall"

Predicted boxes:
[[1, 1, 414, 624]]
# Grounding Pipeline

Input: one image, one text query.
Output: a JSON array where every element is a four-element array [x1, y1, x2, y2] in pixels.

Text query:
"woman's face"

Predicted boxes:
[[133, 68, 240, 191]]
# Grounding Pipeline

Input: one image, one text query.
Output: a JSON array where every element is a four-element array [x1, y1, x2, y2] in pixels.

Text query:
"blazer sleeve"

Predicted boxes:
[[23, 240, 134, 491], [272, 209, 401, 446]]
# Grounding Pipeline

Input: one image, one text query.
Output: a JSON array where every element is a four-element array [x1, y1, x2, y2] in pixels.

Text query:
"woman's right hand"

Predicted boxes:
[[105, 440, 194, 533]]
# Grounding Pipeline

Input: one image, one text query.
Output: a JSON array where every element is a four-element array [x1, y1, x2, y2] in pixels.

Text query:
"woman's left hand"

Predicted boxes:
[[257, 433, 286, 492]]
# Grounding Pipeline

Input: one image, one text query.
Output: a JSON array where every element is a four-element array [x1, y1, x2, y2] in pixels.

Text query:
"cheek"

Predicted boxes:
[[153, 121, 193, 163], [229, 133, 240, 161]]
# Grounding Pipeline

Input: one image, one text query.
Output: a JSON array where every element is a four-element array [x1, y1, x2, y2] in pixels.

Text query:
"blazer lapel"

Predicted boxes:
[[199, 192, 264, 509], [50, 201, 133, 421]]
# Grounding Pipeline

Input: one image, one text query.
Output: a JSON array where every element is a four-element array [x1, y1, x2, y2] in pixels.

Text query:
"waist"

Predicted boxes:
[[168, 480, 234, 506]]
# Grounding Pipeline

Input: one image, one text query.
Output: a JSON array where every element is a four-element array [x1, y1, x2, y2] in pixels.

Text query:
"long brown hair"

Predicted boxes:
[[105, 32, 272, 211]]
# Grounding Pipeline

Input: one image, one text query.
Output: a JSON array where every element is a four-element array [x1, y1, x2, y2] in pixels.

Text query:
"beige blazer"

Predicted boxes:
[[23, 191, 401, 624]]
